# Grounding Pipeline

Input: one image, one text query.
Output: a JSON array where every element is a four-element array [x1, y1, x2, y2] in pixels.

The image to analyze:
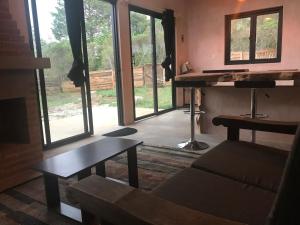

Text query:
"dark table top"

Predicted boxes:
[[174, 70, 300, 88], [34, 138, 142, 179], [175, 70, 300, 82]]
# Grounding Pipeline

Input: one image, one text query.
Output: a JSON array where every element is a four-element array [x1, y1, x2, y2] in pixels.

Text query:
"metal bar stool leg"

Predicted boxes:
[[251, 88, 257, 143], [178, 87, 209, 151]]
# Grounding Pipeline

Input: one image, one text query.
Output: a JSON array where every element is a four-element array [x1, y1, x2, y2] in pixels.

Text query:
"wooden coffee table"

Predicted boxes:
[[34, 137, 142, 222]]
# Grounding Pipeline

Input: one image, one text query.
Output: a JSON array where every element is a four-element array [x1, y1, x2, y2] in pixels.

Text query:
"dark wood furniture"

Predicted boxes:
[[67, 117, 300, 225], [68, 175, 245, 225], [34, 137, 142, 223], [176, 70, 300, 143], [175, 70, 300, 83]]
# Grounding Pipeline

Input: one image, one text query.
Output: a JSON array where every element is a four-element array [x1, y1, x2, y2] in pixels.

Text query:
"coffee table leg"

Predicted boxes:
[[78, 168, 92, 180], [82, 210, 97, 225], [127, 147, 139, 188], [96, 162, 106, 177], [44, 174, 60, 209]]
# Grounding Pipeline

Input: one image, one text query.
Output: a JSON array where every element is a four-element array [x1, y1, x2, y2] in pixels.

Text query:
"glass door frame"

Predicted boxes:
[[25, 0, 124, 149], [129, 5, 176, 121]]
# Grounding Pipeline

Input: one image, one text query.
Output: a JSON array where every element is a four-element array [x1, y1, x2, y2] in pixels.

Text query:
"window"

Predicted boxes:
[[129, 5, 175, 120], [225, 6, 283, 65]]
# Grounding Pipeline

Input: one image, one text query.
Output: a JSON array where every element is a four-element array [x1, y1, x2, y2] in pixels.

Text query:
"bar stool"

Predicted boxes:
[[178, 87, 209, 150], [235, 80, 276, 142], [176, 69, 250, 151], [178, 69, 249, 151]]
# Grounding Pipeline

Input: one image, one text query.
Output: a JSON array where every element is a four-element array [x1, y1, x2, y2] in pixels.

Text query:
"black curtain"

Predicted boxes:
[[64, 0, 85, 87], [161, 9, 175, 82], [267, 126, 300, 225]]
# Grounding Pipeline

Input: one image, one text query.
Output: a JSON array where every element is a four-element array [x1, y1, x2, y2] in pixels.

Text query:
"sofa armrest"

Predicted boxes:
[[67, 175, 246, 225], [213, 115, 298, 141]]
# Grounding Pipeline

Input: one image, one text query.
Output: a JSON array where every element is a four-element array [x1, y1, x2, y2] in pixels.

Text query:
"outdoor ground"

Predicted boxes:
[[46, 86, 172, 141]]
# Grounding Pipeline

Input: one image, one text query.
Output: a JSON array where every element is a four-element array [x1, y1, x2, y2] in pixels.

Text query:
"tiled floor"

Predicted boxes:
[[46, 109, 223, 159]]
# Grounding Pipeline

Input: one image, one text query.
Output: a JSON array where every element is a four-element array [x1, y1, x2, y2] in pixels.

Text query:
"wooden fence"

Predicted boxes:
[[61, 64, 166, 93], [231, 49, 277, 61]]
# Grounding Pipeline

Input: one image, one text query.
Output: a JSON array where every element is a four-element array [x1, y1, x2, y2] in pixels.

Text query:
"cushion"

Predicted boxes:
[[267, 126, 300, 225], [154, 168, 275, 225], [192, 141, 288, 192]]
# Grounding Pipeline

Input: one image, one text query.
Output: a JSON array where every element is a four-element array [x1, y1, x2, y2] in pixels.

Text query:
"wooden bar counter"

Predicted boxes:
[[175, 70, 300, 149], [175, 70, 300, 85]]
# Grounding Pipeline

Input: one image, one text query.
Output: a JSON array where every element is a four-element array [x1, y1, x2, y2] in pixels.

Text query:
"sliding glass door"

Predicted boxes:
[[155, 18, 173, 112], [27, 0, 122, 148], [28, 0, 90, 147], [84, 0, 123, 134], [129, 6, 175, 120]]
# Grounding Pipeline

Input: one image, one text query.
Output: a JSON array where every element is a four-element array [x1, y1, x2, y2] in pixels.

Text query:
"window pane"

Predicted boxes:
[[155, 18, 173, 111], [256, 13, 279, 59], [130, 12, 155, 118], [35, 0, 86, 142], [84, 0, 119, 133], [230, 17, 251, 61]]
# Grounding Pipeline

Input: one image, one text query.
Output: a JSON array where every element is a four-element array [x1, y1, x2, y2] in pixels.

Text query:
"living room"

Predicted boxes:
[[1, 0, 300, 224]]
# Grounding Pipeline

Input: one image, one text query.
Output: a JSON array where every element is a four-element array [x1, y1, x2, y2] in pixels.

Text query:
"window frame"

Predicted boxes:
[[128, 5, 176, 121], [225, 6, 283, 65], [24, 0, 124, 149]]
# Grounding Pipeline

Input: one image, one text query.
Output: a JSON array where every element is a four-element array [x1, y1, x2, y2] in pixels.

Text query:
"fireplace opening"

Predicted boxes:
[[0, 98, 30, 143]]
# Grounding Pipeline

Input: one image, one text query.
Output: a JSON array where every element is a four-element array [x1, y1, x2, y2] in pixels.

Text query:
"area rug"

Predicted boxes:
[[0, 145, 202, 225]]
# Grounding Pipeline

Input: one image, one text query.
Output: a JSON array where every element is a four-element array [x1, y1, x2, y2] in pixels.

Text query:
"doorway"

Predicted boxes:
[[129, 6, 175, 121], [83, 0, 123, 134], [27, 0, 123, 148]]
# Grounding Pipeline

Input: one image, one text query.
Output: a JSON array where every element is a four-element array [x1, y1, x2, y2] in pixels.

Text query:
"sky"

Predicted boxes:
[[30, 0, 58, 42]]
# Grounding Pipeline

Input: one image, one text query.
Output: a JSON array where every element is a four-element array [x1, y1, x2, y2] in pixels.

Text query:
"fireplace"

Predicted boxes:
[[0, 97, 29, 143], [0, 0, 50, 191]]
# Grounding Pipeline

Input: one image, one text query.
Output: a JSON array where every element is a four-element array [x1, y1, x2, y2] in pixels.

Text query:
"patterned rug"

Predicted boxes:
[[0, 145, 202, 225]]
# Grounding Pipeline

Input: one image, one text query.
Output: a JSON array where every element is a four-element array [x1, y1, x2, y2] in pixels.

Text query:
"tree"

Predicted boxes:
[[41, 40, 73, 86], [130, 12, 152, 66], [256, 14, 279, 50], [84, 0, 112, 41], [50, 0, 114, 71], [130, 13, 165, 67], [48, 0, 166, 78], [51, 0, 112, 41], [231, 14, 279, 52], [51, 0, 68, 41]]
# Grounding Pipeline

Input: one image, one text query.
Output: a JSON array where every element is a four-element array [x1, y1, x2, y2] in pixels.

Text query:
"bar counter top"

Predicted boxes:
[[175, 70, 300, 87]]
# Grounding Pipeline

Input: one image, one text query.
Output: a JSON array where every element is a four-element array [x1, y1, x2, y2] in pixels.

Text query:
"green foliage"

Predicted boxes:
[[256, 14, 279, 50], [96, 86, 172, 109], [130, 13, 165, 67], [42, 40, 73, 85], [231, 18, 251, 52], [48, 0, 115, 72], [42, 0, 166, 89], [157, 85, 173, 109], [231, 14, 279, 52], [96, 89, 117, 105], [155, 19, 166, 64], [48, 86, 172, 110], [134, 86, 172, 109], [47, 92, 82, 108], [84, 0, 112, 41], [51, 0, 68, 41]]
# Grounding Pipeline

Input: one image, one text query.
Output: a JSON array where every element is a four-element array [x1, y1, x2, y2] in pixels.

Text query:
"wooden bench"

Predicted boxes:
[[67, 175, 246, 225]]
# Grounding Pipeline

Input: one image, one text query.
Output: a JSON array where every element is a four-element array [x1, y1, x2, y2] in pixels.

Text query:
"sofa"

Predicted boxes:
[[67, 115, 300, 225]]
